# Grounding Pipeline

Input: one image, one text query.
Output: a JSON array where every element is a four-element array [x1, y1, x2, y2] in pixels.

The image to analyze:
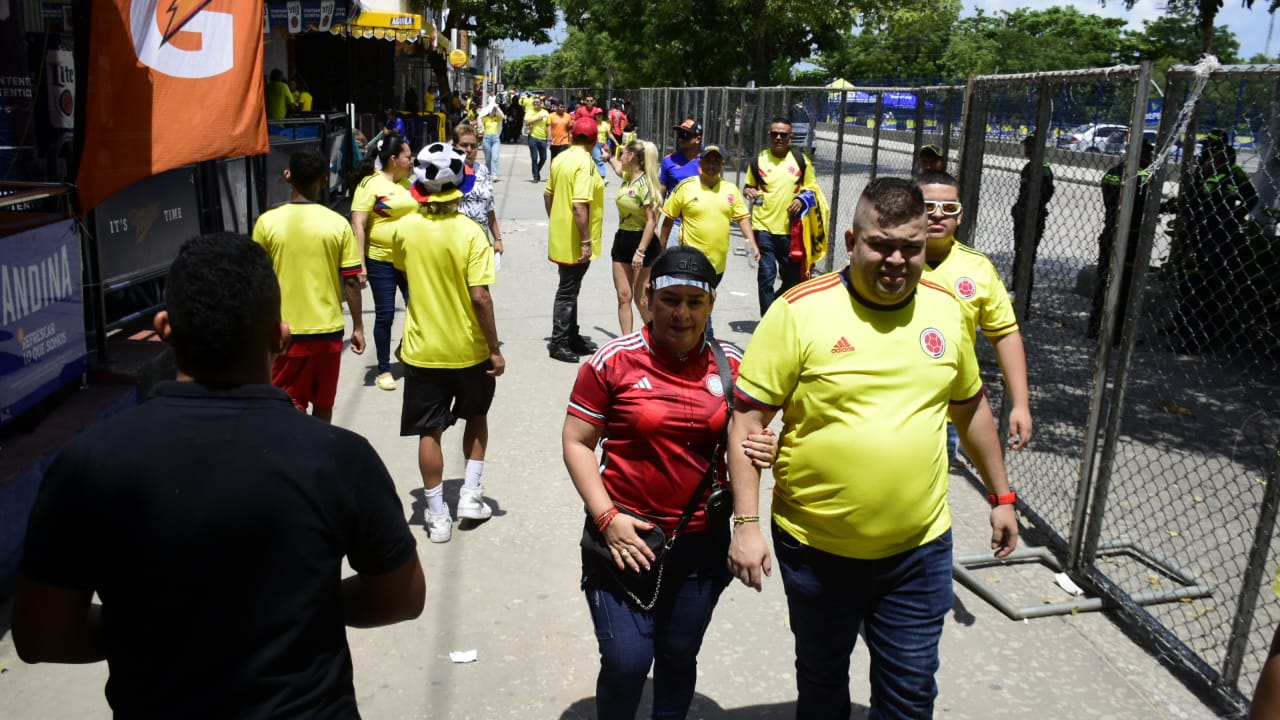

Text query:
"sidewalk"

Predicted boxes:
[[0, 141, 1229, 719]]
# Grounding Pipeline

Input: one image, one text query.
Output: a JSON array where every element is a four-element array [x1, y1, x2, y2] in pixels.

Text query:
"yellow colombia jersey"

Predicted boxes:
[[662, 177, 749, 274], [253, 202, 362, 337], [391, 212, 496, 369], [545, 145, 604, 264], [615, 175, 653, 232], [527, 109, 550, 140], [745, 149, 815, 235], [351, 172, 417, 263], [923, 240, 1019, 340], [734, 270, 983, 560]]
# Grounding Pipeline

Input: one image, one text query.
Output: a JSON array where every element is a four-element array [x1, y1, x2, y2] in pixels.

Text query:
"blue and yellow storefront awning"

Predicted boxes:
[[349, 6, 432, 42]]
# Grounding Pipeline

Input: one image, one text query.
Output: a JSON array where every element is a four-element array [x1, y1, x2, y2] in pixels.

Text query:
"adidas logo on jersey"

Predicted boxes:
[[831, 336, 856, 354], [633, 376, 653, 389]]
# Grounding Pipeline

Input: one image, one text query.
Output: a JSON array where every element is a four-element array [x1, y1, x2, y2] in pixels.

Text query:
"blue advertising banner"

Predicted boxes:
[[0, 219, 86, 427]]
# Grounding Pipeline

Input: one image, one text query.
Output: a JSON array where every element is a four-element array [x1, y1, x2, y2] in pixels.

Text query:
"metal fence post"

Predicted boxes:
[[1073, 62, 1156, 569], [822, 88, 849, 276], [869, 94, 884, 180], [955, 77, 986, 247], [1009, 79, 1053, 316], [1223, 438, 1280, 691]]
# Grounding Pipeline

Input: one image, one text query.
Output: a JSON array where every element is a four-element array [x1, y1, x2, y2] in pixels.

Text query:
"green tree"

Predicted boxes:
[[556, 0, 934, 86], [1122, 0, 1277, 58], [407, 0, 558, 92], [503, 55, 552, 88], [941, 6, 1130, 77], [816, 0, 961, 83]]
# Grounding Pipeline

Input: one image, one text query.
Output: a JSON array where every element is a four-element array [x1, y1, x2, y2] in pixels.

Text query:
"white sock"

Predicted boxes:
[[464, 460, 485, 491], [425, 485, 446, 515]]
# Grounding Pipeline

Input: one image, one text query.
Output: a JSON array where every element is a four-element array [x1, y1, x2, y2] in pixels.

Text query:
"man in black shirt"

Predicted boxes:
[[13, 234, 425, 718]]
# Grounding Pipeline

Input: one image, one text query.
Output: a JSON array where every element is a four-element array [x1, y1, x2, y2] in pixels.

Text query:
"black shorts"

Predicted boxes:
[[610, 229, 661, 266], [400, 360, 496, 436]]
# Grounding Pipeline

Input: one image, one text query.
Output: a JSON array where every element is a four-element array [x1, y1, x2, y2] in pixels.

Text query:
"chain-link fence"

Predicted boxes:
[[565, 63, 1280, 715]]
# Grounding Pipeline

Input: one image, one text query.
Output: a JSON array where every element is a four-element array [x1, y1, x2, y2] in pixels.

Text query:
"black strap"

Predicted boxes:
[[749, 148, 807, 193], [666, 340, 734, 544]]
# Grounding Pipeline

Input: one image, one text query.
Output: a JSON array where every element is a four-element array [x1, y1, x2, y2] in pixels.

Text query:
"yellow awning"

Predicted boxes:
[[348, 9, 429, 41]]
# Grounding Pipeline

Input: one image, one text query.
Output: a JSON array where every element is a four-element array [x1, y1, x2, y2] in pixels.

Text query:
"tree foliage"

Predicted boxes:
[[1126, 0, 1276, 58], [409, 0, 557, 45], [554, 0, 928, 86], [817, 1, 960, 83]]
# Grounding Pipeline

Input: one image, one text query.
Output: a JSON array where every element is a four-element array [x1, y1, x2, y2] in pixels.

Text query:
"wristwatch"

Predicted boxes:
[[987, 490, 1017, 507]]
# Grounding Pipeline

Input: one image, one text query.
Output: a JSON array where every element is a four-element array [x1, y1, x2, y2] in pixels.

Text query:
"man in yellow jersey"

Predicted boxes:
[[659, 144, 759, 286], [253, 151, 364, 422], [919, 171, 1032, 460], [726, 177, 1018, 719], [524, 97, 550, 182], [543, 115, 605, 363], [393, 142, 505, 544], [744, 117, 816, 315]]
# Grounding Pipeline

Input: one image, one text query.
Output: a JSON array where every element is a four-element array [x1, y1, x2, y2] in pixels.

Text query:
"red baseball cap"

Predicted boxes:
[[572, 115, 598, 138]]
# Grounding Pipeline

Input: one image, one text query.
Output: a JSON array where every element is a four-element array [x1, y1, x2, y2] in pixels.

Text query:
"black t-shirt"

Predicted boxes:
[[21, 382, 416, 719]]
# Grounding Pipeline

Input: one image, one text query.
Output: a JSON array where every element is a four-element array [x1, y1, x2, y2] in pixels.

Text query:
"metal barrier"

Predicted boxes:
[[587, 64, 1280, 715]]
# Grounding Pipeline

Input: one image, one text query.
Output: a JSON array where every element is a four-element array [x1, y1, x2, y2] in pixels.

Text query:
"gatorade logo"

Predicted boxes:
[[131, 0, 234, 79]]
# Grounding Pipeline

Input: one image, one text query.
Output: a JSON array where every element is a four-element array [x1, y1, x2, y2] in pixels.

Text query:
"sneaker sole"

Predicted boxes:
[[458, 506, 493, 521]]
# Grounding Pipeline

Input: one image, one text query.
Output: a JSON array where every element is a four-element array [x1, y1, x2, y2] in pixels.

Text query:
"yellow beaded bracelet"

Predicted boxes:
[[731, 515, 760, 525]]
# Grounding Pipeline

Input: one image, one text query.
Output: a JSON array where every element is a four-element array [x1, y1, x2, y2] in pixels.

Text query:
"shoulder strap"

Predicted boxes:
[[669, 341, 734, 540], [749, 152, 763, 189], [792, 147, 807, 187]]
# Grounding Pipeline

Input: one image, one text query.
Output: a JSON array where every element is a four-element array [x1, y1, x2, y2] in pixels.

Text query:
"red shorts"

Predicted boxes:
[[272, 338, 343, 411]]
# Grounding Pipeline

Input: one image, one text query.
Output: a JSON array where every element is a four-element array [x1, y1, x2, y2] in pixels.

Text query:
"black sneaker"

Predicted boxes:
[[549, 344, 580, 363], [569, 336, 598, 355]]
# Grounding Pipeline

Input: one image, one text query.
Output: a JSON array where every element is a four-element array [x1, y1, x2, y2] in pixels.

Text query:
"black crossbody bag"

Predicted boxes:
[[580, 341, 735, 609]]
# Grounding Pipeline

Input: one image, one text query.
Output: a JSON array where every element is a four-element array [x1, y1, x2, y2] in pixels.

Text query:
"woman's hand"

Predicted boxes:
[[604, 513, 658, 572], [631, 248, 646, 269], [742, 428, 777, 468]]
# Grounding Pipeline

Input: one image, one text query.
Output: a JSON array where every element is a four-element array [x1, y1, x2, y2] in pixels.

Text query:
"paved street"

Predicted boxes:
[[0, 141, 1232, 719]]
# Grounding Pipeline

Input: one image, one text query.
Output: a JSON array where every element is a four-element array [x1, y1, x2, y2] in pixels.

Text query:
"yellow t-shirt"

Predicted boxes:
[[296, 91, 313, 112], [424, 93, 437, 112], [253, 202, 362, 336], [545, 145, 604, 264], [746, 148, 815, 234], [351, 173, 417, 263], [596, 119, 610, 144], [526, 109, 550, 140], [923, 240, 1019, 340], [735, 270, 982, 559], [615, 175, 653, 232], [482, 115, 503, 136], [391, 212, 497, 368], [662, 177, 749, 274]]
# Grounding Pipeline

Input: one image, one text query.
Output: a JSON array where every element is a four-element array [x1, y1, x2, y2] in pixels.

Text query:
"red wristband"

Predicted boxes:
[[594, 507, 619, 532], [987, 490, 1017, 507]]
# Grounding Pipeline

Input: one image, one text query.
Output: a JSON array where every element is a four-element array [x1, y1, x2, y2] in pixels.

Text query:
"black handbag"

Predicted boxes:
[[578, 342, 735, 609]]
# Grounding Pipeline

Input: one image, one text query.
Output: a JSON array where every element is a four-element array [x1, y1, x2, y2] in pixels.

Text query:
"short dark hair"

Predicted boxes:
[[354, 135, 410, 181], [916, 170, 958, 189], [165, 234, 280, 377], [770, 116, 793, 128], [857, 177, 925, 229], [288, 151, 327, 191]]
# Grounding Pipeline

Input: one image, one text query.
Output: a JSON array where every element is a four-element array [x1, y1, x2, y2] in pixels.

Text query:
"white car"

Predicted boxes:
[[1056, 123, 1129, 152], [790, 104, 817, 156]]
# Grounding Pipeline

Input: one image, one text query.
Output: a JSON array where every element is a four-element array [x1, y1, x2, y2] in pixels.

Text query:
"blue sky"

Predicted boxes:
[[504, 1, 1274, 62]]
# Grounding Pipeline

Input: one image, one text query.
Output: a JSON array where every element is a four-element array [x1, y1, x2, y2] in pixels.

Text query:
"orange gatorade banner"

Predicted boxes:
[[77, 0, 268, 214]]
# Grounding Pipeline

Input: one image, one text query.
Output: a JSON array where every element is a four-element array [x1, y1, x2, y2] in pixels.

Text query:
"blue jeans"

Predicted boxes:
[[483, 134, 501, 174], [756, 229, 801, 315], [775, 524, 954, 720], [593, 142, 607, 179], [946, 423, 959, 462], [365, 258, 408, 374], [528, 137, 548, 179], [583, 530, 730, 720]]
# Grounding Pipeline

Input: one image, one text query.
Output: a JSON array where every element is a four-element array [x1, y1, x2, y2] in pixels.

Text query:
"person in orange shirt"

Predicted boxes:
[[548, 99, 573, 164]]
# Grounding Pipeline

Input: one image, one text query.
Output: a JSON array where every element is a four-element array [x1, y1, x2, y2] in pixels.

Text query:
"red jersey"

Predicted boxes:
[[574, 105, 603, 120], [567, 327, 741, 534], [608, 108, 627, 134]]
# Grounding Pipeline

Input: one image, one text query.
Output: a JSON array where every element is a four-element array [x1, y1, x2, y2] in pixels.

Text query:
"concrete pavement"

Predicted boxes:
[[0, 140, 1231, 718]]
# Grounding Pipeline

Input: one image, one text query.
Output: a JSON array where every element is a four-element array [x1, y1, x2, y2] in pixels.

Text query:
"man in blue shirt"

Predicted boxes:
[[659, 119, 703, 196]]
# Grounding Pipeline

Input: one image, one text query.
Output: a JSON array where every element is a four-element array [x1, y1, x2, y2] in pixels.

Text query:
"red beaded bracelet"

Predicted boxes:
[[594, 507, 619, 532]]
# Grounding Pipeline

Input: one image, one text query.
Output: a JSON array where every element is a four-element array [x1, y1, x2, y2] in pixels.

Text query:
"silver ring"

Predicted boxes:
[[620, 548, 630, 555]]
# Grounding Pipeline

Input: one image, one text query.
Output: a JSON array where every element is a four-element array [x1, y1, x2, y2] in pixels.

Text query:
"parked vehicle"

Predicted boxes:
[[1103, 129, 1158, 155], [1056, 123, 1128, 152], [790, 104, 817, 156]]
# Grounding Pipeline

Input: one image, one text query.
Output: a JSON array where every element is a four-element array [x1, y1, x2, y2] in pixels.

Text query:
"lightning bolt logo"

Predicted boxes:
[[160, 0, 214, 46]]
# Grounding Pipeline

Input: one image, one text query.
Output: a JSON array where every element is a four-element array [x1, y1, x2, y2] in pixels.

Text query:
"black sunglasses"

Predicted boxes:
[[677, 132, 696, 140], [769, 131, 792, 138]]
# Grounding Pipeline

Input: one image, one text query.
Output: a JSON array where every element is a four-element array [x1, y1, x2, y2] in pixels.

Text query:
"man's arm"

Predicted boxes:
[[341, 554, 425, 628], [659, 215, 675, 247], [950, 393, 1018, 558], [343, 275, 365, 355], [573, 201, 592, 262], [1251, 621, 1280, 718], [989, 331, 1031, 449], [468, 285, 505, 377], [726, 404, 778, 591], [12, 575, 104, 664], [738, 217, 761, 263]]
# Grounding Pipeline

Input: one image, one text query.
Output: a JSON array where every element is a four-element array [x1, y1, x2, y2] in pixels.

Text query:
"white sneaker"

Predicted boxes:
[[457, 487, 493, 520], [425, 510, 453, 543]]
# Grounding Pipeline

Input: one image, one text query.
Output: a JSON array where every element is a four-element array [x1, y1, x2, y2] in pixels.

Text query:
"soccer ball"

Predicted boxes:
[[416, 142, 466, 191]]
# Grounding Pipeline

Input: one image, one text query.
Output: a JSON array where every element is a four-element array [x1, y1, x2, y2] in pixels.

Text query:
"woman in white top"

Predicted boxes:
[[454, 124, 504, 264]]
